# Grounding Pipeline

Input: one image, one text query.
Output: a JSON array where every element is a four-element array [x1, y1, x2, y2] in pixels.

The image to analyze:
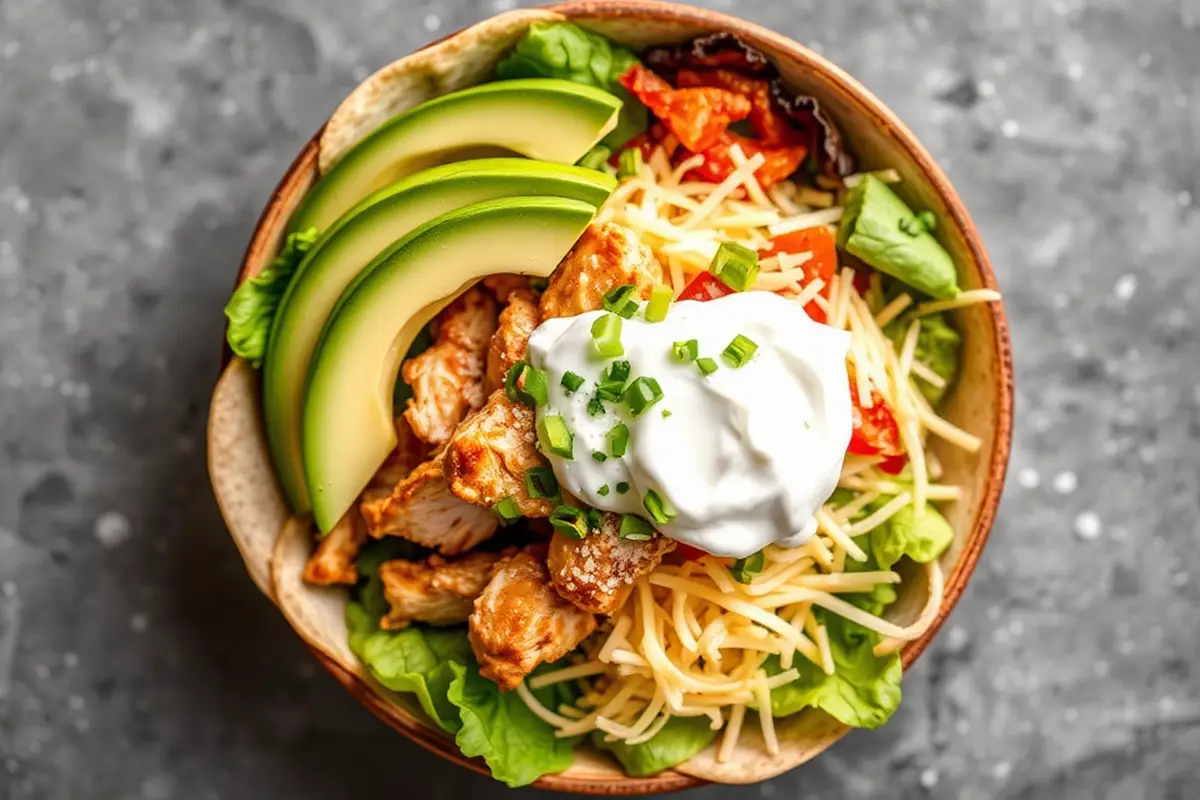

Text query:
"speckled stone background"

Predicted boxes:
[[1, 0, 1197, 798]]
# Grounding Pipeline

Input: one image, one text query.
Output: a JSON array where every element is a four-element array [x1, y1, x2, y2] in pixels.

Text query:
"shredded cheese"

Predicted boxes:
[[916, 289, 1003, 316]]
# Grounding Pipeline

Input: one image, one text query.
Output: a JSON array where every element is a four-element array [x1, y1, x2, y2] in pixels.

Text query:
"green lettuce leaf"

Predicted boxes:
[[448, 663, 582, 788], [837, 175, 960, 299], [353, 537, 429, 619], [223, 228, 318, 365], [884, 311, 961, 405], [591, 716, 719, 777], [870, 503, 954, 572], [844, 535, 899, 617], [767, 614, 901, 729], [496, 22, 647, 147]]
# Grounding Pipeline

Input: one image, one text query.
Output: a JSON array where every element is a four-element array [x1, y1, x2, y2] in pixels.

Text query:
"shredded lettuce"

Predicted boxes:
[[885, 310, 961, 405], [591, 716, 718, 777], [223, 228, 318, 366], [496, 22, 647, 148], [345, 546, 580, 787], [870, 503, 954, 572]]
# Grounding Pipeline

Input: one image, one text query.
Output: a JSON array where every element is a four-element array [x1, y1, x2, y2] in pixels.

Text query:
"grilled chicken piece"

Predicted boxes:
[[360, 450, 498, 555], [379, 550, 511, 630], [483, 274, 536, 304], [303, 509, 369, 586], [548, 516, 677, 614], [362, 417, 433, 502], [469, 550, 597, 691], [445, 390, 555, 518], [402, 287, 498, 445], [539, 223, 664, 320], [485, 290, 540, 394]]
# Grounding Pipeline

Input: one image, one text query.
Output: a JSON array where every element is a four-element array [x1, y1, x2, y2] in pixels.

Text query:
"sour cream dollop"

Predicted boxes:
[[527, 291, 852, 559]]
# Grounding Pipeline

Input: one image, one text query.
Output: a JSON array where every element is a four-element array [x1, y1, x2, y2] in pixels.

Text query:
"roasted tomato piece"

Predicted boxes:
[[847, 367, 904, 457], [678, 271, 735, 302], [758, 226, 838, 321], [675, 68, 802, 147], [619, 65, 751, 153]]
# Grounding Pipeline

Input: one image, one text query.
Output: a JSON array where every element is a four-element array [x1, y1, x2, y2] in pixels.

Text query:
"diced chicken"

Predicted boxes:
[[363, 416, 433, 503], [485, 290, 541, 394], [539, 223, 665, 321], [303, 508, 369, 586], [402, 287, 498, 445], [547, 514, 677, 614], [469, 550, 597, 691], [483, 274, 537, 304], [360, 450, 498, 555], [444, 390, 554, 518], [379, 549, 511, 630]]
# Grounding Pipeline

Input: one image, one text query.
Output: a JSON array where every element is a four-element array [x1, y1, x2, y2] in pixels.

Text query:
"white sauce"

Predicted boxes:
[[527, 291, 852, 558]]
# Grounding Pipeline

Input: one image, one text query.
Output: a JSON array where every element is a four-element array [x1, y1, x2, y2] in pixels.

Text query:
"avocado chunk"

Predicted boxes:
[[289, 79, 622, 234], [302, 197, 599, 532], [837, 174, 960, 299], [263, 159, 615, 512]]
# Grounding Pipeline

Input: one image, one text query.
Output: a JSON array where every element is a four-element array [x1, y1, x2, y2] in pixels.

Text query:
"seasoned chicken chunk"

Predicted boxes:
[[303, 509, 369, 586], [485, 290, 540, 394], [362, 417, 433, 502], [379, 550, 510, 630], [360, 450, 497, 555], [469, 550, 597, 691], [539, 223, 664, 320], [402, 287, 498, 445], [483, 274, 536, 304], [445, 390, 554, 518], [548, 516, 677, 614]]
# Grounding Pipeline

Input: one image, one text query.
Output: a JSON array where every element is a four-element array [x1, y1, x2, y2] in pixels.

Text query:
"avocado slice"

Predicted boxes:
[[264, 159, 615, 512], [289, 79, 622, 234], [302, 196, 598, 532]]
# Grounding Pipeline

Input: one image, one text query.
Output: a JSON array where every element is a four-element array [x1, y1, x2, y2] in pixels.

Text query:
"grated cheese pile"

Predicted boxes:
[[521, 144, 1000, 759]]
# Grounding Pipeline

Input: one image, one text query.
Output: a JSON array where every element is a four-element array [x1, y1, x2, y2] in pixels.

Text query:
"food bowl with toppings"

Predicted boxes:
[[207, 1, 1012, 792]]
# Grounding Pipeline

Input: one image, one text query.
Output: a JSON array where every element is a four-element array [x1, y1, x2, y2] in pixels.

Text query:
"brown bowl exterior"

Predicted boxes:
[[221, 0, 1013, 793]]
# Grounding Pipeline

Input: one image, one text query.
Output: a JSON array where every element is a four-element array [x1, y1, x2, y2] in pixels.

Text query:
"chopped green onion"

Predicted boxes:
[[661, 409, 672, 419], [524, 467, 558, 500], [587, 393, 606, 417], [596, 360, 630, 402], [586, 507, 604, 531], [493, 496, 522, 525], [577, 145, 612, 171], [549, 505, 588, 539], [642, 489, 677, 525], [607, 423, 629, 457], [708, 241, 759, 292], [605, 360, 631, 384], [626, 377, 664, 417], [615, 482, 631, 495], [592, 451, 608, 463], [602, 285, 639, 319], [618, 514, 655, 541], [591, 313, 624, 357], [560, 371, 585, 394], [598, 484, 610, 497], [503, 360, 548, 406], [618, 147, 644, 179], [537, 414, 574, 459], [721, 334, 758, 368], [644, 284, 673, 323], [696, 357, 719, 376], [672, 339, 699, 363], [917, 210, 937, 232], [730, 551, 765, 584]]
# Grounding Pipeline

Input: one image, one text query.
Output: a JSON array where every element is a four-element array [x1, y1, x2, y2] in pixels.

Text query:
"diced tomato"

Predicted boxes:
[[678, 271, 735, 302], [847, 367, 903, 457], [853, 268, 871, 294], [620, 65, 751, 154], [758, 226, 838, 322], [878, 454, 908, 475], [675, 543, 708, 561], [683, 132, 807, 188], [675, 68, 803, 147]]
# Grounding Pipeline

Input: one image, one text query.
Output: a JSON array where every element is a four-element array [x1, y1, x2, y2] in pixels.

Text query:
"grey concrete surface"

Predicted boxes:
[[0, 0, 1197, 798]]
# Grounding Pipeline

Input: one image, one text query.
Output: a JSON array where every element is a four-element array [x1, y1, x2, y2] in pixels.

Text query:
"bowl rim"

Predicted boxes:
[[219, 0, 1014, 793]]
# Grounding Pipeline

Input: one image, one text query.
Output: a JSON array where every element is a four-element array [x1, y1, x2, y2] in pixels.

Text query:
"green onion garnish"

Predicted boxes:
[[591, 313, 624, 357], [524, 467, 558, 500], [618, 147, 644, 179], [917, 210, 937, 232], [642, 489, 677, 525], [618, 514, 655, 541], [661, 409, 672, 419], [672, 339, 699, 362], [616, 482, 630, 494], [586, 508, 604, 532], [503, 360, 549, 406], [537, 414, 574, 459], [560, 371, 585, 394], [596, 360, 630, 403], [587, 393, 606, 417], [607, 423, 629, 457], [493, 496, 522, 525], [708, 241, 759, 292], [602, 285, 639, 319], [626, 377, 664, 417], [577, 145, 612, 172], [598, 484, 610, 497], [721, 334, 758, 368], [605, 360, 631, 384], [730, 551, 765, 584], [592, 451, 608, 463], [644, 284, 673, 323], [696, 357, 719, 376], [550, 505, 588, 539]]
